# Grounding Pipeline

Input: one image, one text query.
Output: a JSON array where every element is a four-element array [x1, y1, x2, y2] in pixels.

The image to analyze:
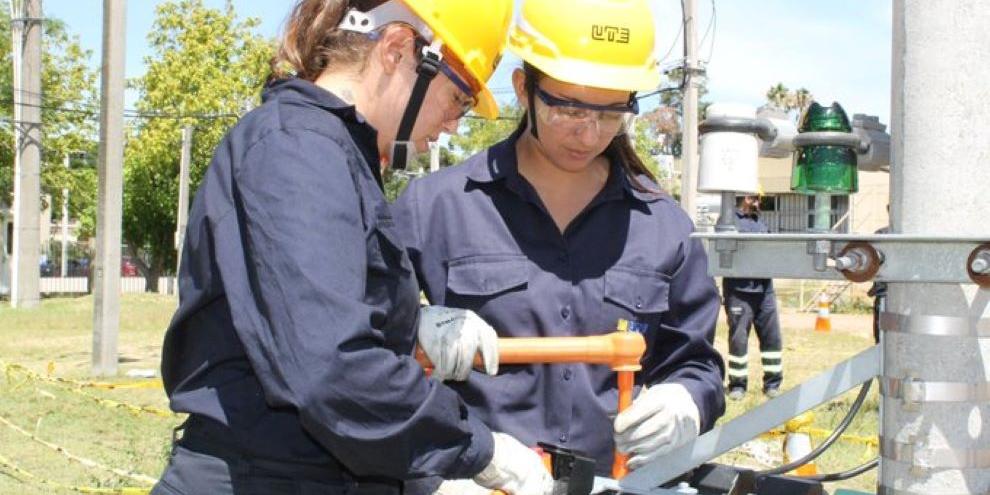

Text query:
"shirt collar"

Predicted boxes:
[[263, 78, 370, 126]]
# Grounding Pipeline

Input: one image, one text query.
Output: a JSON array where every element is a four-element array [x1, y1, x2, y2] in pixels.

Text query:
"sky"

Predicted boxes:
[[44, 0, 893, 125]]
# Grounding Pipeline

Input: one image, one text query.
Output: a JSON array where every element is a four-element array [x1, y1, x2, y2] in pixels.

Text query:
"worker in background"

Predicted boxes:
[[153, 1, 554, 494], [723, 194, 784, 400], [393, 0, 725, 487]]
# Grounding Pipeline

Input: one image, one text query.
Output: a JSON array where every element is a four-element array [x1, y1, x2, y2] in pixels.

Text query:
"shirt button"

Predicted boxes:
[[560, 306, 571, 320], [563, 369, 573, 380], [559, 433, 569, 443], [635, 297, 644, 309]]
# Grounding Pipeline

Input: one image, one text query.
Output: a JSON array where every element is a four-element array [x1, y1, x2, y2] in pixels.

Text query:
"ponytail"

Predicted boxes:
[[269, 0, 386, 83]]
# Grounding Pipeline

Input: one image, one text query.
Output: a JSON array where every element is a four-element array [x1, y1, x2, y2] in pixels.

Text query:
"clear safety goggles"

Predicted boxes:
[[534, 86, 638, 136]]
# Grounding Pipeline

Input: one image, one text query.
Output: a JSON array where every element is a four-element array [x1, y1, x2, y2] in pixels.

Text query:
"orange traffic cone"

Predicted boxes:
[[814, 293, 831, 333], [783, 412, 818, 476]]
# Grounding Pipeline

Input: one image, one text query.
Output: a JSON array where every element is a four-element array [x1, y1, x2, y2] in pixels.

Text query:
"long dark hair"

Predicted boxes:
[[268, 0, 387, 83], [514, 63, 660, 193]]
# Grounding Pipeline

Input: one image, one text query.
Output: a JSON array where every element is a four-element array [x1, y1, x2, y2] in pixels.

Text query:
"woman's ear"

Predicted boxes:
[[512, 68, 528, 111], [376, 25, 415, 75]]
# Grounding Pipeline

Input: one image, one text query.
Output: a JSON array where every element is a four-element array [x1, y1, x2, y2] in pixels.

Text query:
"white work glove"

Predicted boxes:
[[473, 432, 555, 495], [417, 306, 499, 381], [613, 383, 701, 470], [433, 478, 493, 495]]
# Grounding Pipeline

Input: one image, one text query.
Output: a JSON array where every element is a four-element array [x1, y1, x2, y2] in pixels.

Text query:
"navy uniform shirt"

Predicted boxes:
[[723, 210, 774, 294], [161, 78, 493, 484], [393, 134, 725, 473]]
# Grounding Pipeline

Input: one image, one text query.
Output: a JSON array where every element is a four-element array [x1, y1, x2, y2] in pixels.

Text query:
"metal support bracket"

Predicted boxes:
[[694, 233, 990, 283], [614, 346, 880, 493]]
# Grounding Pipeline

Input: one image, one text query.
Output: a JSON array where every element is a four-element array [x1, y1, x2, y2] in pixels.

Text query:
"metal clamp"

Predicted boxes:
[[698, 116, 778, 141], [792, 131, 870, 153], [881, 312, 990, 338], [882, 376, 990, 403], [882, 437, 990, 469]]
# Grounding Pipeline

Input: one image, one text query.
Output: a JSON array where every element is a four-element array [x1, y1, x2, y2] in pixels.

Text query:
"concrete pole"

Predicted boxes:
[[883, 1, 990, 493], [92, 0, 126, 377], [9, 0, 42, 308], [174, 125, 192, 290], [679, 0, 699, 224], [429, 141, 440, 173], [61, 153, 69, 278]]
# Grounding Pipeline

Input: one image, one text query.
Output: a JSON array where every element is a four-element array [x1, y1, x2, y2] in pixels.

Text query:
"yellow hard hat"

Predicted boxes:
[[403, 0, 513, 119], [508, 0, 660, 92]]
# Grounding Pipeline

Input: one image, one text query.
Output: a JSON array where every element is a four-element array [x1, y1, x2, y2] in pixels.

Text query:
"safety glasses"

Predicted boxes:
[[534, 86, 638, 136]]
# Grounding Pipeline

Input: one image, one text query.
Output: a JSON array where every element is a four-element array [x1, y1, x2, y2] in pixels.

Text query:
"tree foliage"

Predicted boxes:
[[449, 104, 524, 159], [766, 82, 814, 116], [123, 0, 272, 290], [0, 2, 98, 236]]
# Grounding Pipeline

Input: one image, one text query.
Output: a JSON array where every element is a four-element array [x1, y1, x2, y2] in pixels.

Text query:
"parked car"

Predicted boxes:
[[121, 256, 139, 277]]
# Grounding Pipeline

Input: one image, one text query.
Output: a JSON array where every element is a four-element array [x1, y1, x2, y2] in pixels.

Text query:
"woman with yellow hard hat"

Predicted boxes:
[[394, 0, 725, 483], [153, 1, 555, 494]]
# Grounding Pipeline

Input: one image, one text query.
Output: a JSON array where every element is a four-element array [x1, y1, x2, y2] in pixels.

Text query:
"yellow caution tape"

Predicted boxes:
[[0, 415, 158, 485], [2, 362, 177, 419], [0, 452, 152, 494], [759, 427, 878, 449]]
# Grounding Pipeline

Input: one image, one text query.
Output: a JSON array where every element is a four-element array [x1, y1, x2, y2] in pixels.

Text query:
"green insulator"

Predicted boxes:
[[791, 101, 858, 194]]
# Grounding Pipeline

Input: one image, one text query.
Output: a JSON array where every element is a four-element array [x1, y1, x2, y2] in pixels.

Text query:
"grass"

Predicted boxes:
[[0, 294, 879, 494]]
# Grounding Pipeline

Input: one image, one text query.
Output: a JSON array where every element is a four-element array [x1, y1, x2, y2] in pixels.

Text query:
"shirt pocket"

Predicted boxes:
[[446, 255, 529, 298], [603, 266, 671, 319]]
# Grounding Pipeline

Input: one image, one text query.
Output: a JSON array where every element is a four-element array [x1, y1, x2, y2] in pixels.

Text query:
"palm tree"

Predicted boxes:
[[792, 87, 813, 113], [766, 83, 790, 110]]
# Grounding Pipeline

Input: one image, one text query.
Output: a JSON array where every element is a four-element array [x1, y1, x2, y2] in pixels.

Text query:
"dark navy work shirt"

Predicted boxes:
[[724, 210, 773, 294], [393, 135, 725, 474], [161, 78, 492, 485]]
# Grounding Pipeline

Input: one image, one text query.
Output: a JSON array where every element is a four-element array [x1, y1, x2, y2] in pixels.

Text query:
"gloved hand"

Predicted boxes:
[[473, 432, 555, 495], [434, 478, 493, 495], [613, 382, 701, 470], [417, 306, 499, 381]]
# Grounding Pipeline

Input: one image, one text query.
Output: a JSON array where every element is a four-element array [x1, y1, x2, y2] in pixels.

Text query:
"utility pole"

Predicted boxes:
[[174, 125, 192, 289], [9, 0, 42, 308], [883, 1, 990, 493], [61, 153, 69, 278], [429, 141, 440, 173], [92, 0, 126, 377], [680, 0, 699, 224]]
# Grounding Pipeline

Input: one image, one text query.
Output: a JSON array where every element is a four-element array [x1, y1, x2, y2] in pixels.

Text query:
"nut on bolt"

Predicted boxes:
[[967, 244, 990, 288]]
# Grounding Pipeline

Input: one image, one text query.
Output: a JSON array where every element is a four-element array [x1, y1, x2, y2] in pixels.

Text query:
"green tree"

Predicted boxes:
[[0, 3, 98, 238], [766, 82, 790, 110], [449, 104, 523, 159], [653, 67, 711, 157], [124, 0, 272, 291]]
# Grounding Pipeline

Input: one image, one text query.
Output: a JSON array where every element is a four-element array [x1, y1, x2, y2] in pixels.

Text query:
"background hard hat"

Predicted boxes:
[[508, 0, 660, 92], [403, 0, 513, 119]]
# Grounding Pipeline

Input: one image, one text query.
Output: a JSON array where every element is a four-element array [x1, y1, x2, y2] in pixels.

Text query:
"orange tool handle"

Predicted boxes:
[[415, 331, 646, 372], [612, 370, 635, 479]]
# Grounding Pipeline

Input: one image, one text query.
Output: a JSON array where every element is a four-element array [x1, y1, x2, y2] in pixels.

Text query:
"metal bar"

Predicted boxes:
[[694, 233, 990, 242], [618, 346, 880, 492], [696, 236, 986, 283]]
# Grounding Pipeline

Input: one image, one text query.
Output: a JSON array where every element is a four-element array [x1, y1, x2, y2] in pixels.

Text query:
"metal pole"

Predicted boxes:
[[9, 0, 42, 308], [679, 0, 699, 223], [92, 0, 126, 377], [61, 153, 69, 278], [883, 1, 990, 493], [174, 125, 192, 293]]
